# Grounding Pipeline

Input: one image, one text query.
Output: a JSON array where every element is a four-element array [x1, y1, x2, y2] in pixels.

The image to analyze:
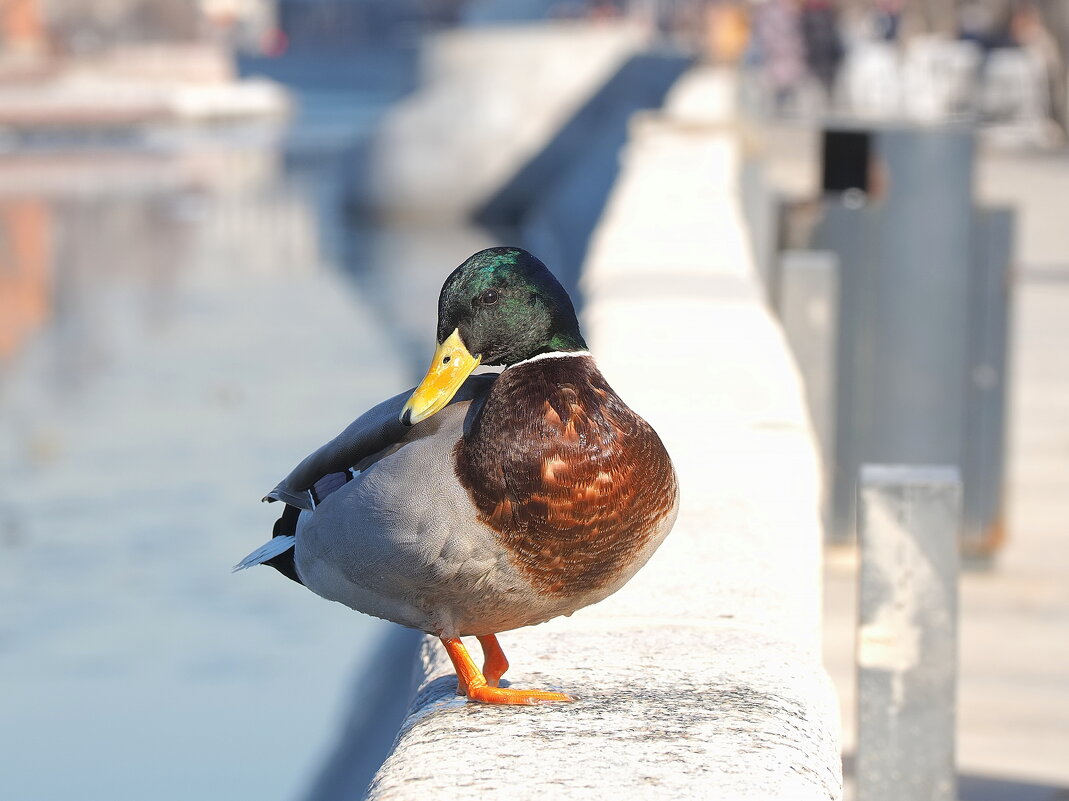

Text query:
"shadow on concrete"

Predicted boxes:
[[302, 627, 424, 801], [842, 754, 1069, 801], [958, 775, 1069, 801], [475, 52, 691, 306]]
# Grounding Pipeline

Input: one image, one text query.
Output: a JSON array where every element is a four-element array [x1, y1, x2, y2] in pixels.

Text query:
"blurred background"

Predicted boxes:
[[0, 1, 1065, 800]]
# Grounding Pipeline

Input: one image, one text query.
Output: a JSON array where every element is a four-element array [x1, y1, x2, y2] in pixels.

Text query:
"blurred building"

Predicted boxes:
[[0, 1, 278, 55], [42, 0, 201, 49], [0, 0, 48, 55]]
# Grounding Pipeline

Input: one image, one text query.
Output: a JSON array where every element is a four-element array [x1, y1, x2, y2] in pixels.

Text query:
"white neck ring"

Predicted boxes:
[[508, 350, 592, 368]]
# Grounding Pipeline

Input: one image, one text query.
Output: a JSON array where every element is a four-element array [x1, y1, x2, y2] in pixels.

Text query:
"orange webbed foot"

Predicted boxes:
[[441, 636, 573, 706], [466, 684, 573, 706]]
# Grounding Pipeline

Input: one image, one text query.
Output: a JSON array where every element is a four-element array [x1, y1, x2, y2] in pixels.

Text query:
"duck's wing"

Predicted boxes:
[[236, 374, 495, 583], [265, 374, 496, 511], [263, 387, 409, 511]]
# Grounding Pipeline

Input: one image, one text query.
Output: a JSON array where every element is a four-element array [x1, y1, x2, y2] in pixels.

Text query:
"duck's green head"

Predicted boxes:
[[401, 247, 586, 425]]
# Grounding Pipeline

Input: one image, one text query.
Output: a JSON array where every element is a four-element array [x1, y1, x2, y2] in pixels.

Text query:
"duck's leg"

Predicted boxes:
[[477, 634, 509, 688], [440, 637, 573, 705]]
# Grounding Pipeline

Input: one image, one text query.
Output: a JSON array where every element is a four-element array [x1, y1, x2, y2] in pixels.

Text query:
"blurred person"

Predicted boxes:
[[668, 0, 712, 52], [954, 0, 1011, 124], [750, 0, 806, 113], [871, 0, 903, 43], [708, 2, 751, 65], [800, 0, 844, 98], [958, 0, 1013, 54], [1011, 0, 1067, 141]]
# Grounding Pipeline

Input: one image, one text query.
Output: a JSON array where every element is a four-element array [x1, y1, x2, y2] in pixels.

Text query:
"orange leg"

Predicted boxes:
[[440, 637, 573, 706], [477, 634, 509, 688]]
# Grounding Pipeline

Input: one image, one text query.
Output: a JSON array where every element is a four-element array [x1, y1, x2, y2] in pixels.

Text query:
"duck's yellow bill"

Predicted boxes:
[[400, 329, 481, 426]]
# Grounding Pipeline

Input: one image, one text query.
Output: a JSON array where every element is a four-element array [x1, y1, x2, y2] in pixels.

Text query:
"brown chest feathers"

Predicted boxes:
[[454, 355, 677, 597]]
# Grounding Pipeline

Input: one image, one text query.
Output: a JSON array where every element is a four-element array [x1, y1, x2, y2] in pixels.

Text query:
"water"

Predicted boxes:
[[0, 55, 493, 801]]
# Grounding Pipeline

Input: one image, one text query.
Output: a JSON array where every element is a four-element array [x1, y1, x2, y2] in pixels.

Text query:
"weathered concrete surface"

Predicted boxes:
[[368, 69, 842, 801], [352, 21, 647, 220]]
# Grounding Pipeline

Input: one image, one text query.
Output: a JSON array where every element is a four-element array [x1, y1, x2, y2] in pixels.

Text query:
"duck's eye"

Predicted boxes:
[[478, 289, 499, 306]]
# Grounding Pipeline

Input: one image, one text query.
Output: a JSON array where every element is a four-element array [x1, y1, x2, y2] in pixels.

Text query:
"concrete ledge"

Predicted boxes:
[[368, 68, 842, 800], [371, 630, 837, 798]]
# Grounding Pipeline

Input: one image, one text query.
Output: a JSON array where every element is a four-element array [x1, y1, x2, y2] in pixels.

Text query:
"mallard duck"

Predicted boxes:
[[236, 247, 678, 705]]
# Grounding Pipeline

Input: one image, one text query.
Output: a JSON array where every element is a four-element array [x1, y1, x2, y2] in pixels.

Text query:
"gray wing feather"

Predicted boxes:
[[265, 374, 495, 506], [264, 485, 315, 509]]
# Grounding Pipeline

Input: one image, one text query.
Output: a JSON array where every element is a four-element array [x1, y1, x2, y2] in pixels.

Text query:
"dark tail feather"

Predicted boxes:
[[265, 504, 304, 585]]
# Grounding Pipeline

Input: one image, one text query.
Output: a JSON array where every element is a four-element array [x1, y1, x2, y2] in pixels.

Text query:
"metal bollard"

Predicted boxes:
[[812, 124, 1013, 555], [857, 464, 961, 801]]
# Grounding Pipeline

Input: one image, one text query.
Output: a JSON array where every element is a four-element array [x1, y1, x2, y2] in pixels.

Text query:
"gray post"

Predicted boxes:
[[777, 249, 839, 524], [962, 207, 1014, 560], [814, 125, 988, 546], [857, 465, 961, 801]]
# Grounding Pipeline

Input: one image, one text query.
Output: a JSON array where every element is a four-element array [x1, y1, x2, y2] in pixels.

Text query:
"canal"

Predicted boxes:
[[0, 52, 495, 801]]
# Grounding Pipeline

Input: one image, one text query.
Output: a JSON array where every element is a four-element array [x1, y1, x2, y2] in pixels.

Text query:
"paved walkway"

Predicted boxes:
[[751, 121, 1069, 797]]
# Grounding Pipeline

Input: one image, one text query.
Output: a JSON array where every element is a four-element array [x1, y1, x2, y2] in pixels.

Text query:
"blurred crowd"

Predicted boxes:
[[518, 0, 1068, 144], [687, 0, 1068, 143]]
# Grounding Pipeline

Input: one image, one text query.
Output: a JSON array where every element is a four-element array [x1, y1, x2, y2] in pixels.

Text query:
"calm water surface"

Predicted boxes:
[[0, 66, 493, 801]]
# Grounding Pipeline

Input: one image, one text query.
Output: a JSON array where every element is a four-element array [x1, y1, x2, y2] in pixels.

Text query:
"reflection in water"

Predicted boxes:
[[0, 150, 223, 385], [0, 198, 51, 361]]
